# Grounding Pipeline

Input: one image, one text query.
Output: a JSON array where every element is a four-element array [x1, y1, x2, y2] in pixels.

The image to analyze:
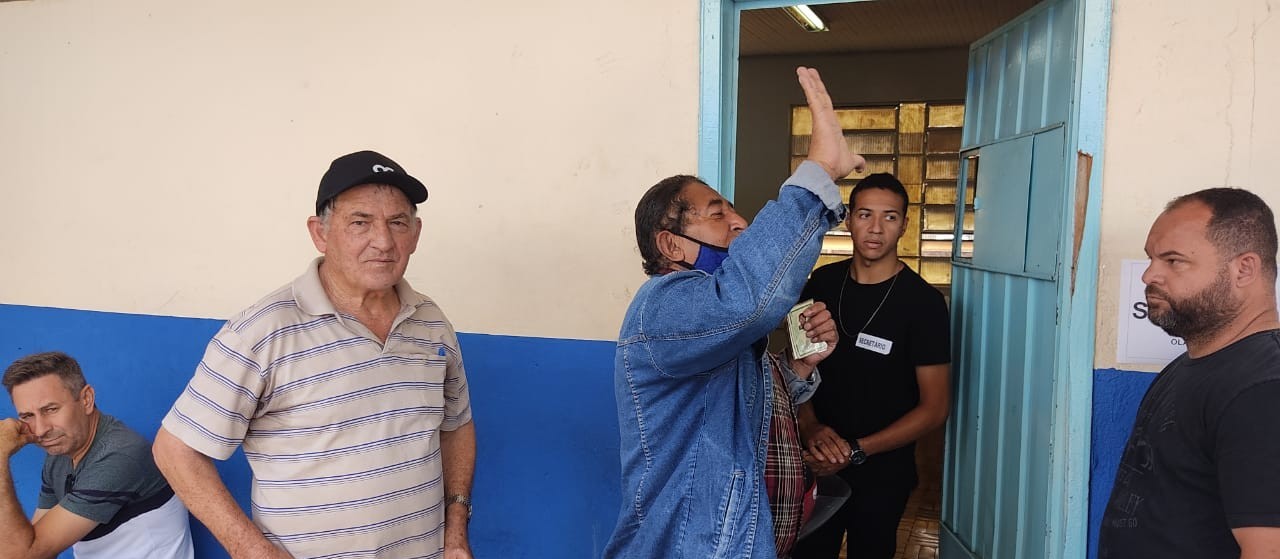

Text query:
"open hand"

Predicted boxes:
[[796, 66, 867, 181]]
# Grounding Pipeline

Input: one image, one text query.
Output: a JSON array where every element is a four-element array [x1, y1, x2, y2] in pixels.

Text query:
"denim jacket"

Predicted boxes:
[[605, 162, 845, 559]]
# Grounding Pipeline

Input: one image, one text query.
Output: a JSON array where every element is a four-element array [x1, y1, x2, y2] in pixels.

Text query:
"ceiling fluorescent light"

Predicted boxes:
[[784, 5, 828, 33]]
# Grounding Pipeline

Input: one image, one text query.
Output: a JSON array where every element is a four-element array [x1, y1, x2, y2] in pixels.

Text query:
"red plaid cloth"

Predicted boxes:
[[765, 353, 814, 558]]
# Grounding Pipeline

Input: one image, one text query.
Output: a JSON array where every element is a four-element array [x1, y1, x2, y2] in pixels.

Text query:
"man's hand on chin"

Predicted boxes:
[[0, 419, 36, 458]]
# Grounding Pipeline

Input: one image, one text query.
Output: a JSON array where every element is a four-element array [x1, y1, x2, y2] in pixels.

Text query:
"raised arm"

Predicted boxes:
[[796, 67, 864, 183], [641, 68, 865, 375]]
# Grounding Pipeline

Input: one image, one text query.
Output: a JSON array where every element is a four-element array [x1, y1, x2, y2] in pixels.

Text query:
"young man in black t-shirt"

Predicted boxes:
[[791, 173, 951, 559], [1099, 188, 1280, 558]]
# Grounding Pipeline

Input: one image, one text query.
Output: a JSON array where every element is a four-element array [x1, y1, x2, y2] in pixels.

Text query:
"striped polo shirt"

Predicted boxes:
[[162, 258, 472, 558]]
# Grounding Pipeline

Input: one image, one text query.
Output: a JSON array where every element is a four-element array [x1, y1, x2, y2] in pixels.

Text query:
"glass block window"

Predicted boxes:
[[792, 103, 974, 292]]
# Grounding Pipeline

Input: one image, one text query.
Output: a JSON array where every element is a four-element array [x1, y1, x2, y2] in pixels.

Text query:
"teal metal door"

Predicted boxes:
[[940, 0, 1109, 557]]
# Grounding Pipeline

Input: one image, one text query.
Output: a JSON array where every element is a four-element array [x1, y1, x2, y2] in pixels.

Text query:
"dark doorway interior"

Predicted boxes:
[[736, 2, 1037, 557]]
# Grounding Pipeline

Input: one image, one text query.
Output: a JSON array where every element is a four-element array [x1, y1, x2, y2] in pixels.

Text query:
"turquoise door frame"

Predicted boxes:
[[697, 0, 870, 200], [1057, 1, 1111, 556], [698, 1, 1112, 557]]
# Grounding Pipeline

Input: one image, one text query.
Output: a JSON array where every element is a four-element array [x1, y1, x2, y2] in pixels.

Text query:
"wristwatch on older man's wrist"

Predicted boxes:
[[446, 494, 472, 520]]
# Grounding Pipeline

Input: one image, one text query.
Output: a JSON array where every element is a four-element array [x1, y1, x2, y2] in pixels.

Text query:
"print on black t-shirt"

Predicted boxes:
[[1098, 330, 1280, 559]]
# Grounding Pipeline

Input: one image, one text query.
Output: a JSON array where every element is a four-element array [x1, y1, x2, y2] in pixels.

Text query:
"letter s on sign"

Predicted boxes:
[[1132, 301, 1148, 320]]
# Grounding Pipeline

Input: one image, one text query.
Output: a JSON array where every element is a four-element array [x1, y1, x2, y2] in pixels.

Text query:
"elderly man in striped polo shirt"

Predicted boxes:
[[153, 151, 476, 559]]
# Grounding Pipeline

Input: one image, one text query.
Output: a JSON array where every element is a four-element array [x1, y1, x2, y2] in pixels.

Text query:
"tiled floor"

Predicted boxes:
[[836, 427, 944, 559]]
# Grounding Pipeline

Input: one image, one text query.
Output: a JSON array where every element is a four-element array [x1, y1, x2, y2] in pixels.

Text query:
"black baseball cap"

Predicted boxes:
[[315, 150, 428, 215]]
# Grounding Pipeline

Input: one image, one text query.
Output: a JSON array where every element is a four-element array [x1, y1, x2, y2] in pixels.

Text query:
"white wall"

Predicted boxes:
[[1095, 0, 1280, 371], [0, 0, 699, 341]]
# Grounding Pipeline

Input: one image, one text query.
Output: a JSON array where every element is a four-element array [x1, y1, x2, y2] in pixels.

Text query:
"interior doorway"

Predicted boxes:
[[726, 2, 1039, 558], [709, 0, 1113, 557]]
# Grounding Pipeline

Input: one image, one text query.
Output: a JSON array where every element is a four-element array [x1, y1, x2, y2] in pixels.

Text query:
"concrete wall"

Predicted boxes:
[[734, 49, 969, 220], [1094, 0, 1280, 372], [0, 0, 698, 341], [1088, 1, 1279, 557], [0, 1, 698, 557]]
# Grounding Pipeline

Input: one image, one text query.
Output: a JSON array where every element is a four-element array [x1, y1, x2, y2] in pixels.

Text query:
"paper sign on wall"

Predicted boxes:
[[1116, 260, 1184, 366], [1117, 259, 1280, 366]]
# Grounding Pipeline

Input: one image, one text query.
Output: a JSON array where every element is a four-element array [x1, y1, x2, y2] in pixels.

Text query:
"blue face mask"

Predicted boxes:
[[672, 232, 730, 274]]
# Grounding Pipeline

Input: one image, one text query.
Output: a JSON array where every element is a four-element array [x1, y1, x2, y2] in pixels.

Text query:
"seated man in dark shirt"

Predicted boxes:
[[0, 351, 193, 559]]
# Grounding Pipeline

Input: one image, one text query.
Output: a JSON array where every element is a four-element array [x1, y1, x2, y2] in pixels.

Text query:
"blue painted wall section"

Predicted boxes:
[[1087, 368, 1156, 559], [0, 304, 621, 559]]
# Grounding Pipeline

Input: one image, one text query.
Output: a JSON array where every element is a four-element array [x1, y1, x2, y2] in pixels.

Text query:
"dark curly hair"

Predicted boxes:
[[635, 175, 703, 275]]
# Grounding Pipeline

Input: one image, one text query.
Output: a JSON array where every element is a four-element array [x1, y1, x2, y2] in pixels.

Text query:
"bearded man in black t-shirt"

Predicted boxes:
[[790, 173, 951, 559], [1098, 188, 1280, 559]]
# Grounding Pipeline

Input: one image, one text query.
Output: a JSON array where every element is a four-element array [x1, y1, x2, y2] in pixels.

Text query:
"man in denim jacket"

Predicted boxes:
[[605, 68, 866, 559]]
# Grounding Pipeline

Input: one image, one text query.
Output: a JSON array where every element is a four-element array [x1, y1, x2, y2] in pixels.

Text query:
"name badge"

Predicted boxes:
[[855, 332, 893, 355]]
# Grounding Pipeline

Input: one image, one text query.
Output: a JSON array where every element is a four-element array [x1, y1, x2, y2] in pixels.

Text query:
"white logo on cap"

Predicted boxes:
[[371, 164, 395, 173]]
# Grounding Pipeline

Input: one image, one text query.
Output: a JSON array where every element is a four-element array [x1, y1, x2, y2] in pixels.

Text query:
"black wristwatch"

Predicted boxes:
[[848, 439, 867, 465]]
